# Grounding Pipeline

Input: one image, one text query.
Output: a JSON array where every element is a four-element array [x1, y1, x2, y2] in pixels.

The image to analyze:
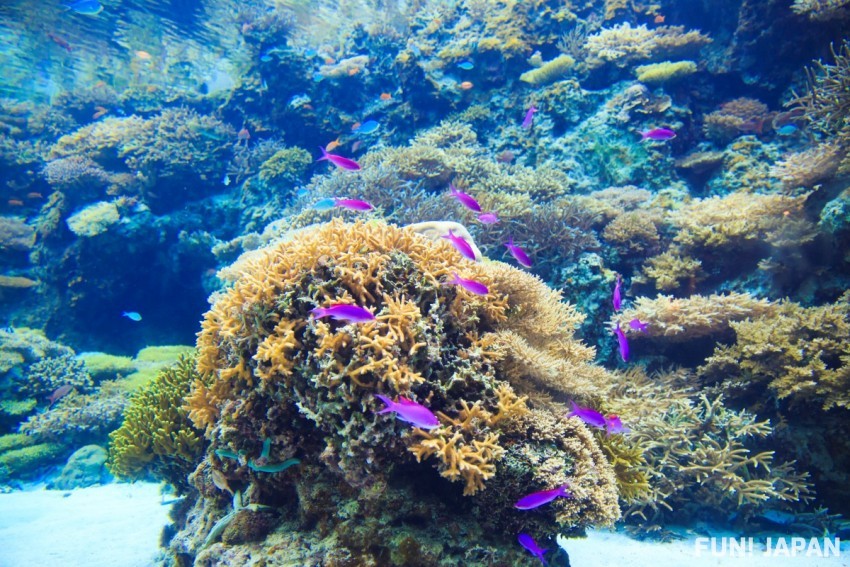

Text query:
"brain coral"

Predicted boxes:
[[178, 219, 619, 562]]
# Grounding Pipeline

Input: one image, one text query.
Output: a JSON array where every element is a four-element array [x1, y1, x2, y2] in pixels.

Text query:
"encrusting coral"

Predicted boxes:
[[168, 219, 620, 563]]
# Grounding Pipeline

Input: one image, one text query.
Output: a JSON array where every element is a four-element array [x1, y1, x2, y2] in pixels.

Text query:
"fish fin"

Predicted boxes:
[[317, 146, 329, 161], [374, 394, 394, 413]]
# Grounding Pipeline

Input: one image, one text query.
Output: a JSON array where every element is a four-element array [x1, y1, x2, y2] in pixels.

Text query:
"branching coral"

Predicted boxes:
[[584, 23, 711, 68], [181, 219, 619, 556], [618, 292, 777, 342], [699, 294, 850, 410], [639, 248, 705, 292], [108, 355, 206, 491], [703, 97, 772, 144]]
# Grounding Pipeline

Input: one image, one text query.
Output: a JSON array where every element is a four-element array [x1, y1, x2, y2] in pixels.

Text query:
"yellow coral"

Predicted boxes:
[[519, 54, 575, 86], [635, 60, 697, 83]]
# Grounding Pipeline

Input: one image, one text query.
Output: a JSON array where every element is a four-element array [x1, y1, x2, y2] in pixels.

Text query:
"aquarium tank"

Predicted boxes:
[[0, 0, 848, 565]]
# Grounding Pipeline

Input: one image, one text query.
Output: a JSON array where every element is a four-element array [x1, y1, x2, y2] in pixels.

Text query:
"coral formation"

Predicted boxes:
[[519, 54, 575, 86], [635, 60, 698, 83], [584, 23, 711, 68]]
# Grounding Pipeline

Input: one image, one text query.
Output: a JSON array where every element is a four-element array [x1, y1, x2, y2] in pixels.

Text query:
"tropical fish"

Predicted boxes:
[[325, 137, 342, 152], [517, 534, 548, 565], [448, 184, 481, 212], [313, 198, 336, 211], [333, 198, 373, 211], [776, 124, 798, 136], [214, 449, 241, 461], [48, 384, 73, 407], [26, 192, 43, 200], [442, 230, 477, 261], [477, 212, 499, 224], [605, 414, 630, 435], [612, 275, 622, 311], [237, 127, 251, 142], [311, 303, 375, 323], [628, 318, 648, 332], [459, 81, 474, 90], [222, 174, 231, 186], [92, 106, 108, 119], [134, 50, 152, 60], [640, 127, 676, 141], [496, 149, 515, 163], [374, 394, 440, 429], [65, 0, 103, 15], [443, 272, 488, 295], [47, 32, 72, 53], [379, 92, 392, 101], [317, 146, 361, 171], [260, 437, 271, 460], [7, 199, 23, 207], [522, 105, 537, 129], [211, 469, 233, 495], [248, 458, 300, 473], [457, 61, 474, 70], [566, 401, 607, 429], [654, 14, 666, 23], [353, 120, 379, 135], [504, 238, 532, 268], [515, 484, 571, 510], [613, 322, 629, 362], [122, 311, 142, 322]]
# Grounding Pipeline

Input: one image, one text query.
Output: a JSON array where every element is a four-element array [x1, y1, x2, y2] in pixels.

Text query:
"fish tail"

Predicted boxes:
[[311, 307, 327, 318], [557, 483, 571, 496], [317, 145, 329, 161], [374, 394, 394, 413]]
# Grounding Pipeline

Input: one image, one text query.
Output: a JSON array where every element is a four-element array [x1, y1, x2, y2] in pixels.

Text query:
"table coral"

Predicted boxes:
[[170, 219, 620, 563]]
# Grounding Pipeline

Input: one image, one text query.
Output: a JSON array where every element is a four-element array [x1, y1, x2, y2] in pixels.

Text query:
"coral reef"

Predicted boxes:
[[635, 60, 698, 83], [584, 23, 711, 69], [107, 355, 205, 491], [519, 55, 575, 86], [166, 219, 619, 563]]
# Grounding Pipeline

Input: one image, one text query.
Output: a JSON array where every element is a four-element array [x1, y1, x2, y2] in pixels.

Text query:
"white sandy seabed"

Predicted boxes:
[[0, 482, 849, 567]]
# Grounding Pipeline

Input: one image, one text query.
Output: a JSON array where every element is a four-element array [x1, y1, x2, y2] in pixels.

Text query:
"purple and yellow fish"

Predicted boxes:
[[311, 303, 375, 323], [375, 394, 440, 429], [515, 483, 571, 510]]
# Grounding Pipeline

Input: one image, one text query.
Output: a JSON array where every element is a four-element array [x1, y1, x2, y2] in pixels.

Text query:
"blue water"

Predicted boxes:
[[0, 1, 848, 565]]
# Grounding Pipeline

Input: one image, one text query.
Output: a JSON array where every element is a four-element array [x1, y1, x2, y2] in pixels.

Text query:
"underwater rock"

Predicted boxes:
[[49, 444, 110, 490]]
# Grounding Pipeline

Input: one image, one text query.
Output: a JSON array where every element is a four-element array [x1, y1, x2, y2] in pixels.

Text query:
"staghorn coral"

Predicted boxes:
[[771, 141, 842, 191], [172, 219, 619, 563], [20, 353, 92, 400], [639, 248, 705, 292], [618, 292, 777, 342], [107, 355, 205, 491], [699, 295, 850, 411], [792, 0, 850, 19], [703, 97, 772, 144], [602, 211, 661, 256], [584, 23, 711, 69]]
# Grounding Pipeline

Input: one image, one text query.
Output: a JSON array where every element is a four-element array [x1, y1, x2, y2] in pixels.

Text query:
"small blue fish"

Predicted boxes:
[[222, 174, 231, 186], [353, 120, 380, 135], [122, 311, 142, 322], [312, 72, 325, 82], [65, 0, 103, 15], [457, 61, 474, 70], [248, 458, 300, 473], [260, 54, 273, 63], [776, 124, 798, 136], [314, 198, 336, 210]]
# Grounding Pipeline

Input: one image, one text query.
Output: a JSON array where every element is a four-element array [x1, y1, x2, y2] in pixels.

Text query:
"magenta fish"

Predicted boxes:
[[311, 303, 375, 323], [613, 322, 629, 362], [640, 127, 676, 141], [375, 394, 440, 429], [317, 146, 361, 170], [333, 198, 373, 211], [449, 184, 482, 212], [567, 400, 607, 429], [628, 318, 648, 332], [521, 105, 537, 129], [517, 534, 548, 566], [612, 274, 622, 311], [443, 272, 488, 295], [476, 212, 499, 224], [504, 237, 532, 268], [515, 483, 571, 510], [47, 384, 73, 407], [442, 230, 477, 261], [605, 414, 630, 435]]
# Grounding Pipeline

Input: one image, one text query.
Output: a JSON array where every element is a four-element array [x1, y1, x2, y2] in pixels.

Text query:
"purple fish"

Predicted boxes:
[[443, 272, 488, 295], [605, 414, 630, 435], [449, 184, 482, 212], [640, 127, 676, 141], [317, 146, 361, 170], [504, 237, 532, 268], [375, 394, 440, 429], [515, 483, 571, 510], [517, 534, 548, 566], [442, 230, 477, 261], [521, 105, 537, 129], [628, 318, 648, 332], [333, 198, 373, 211], [612, 275, 622, 311], [567, 401, 607, 429], [613, 322, 629, 362], [476, 212, 499, 224], [311, 303, 375, 323]]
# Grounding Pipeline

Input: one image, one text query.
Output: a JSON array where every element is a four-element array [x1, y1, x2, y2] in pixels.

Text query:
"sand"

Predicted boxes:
[[0, 482, 172, 567], [0, 482, 847, 566]]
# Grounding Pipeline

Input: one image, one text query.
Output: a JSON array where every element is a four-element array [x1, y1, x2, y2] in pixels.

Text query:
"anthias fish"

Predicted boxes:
[[375, 394, 440, 429], [333, 198, 373, 211], [613, 322, 629, 362], [443, 272, 488, 295], [504, 237, 532, 268], [605, 414, 630, 435], [629, 318, 648, 332], [517, 534, 548, 565], [449, 184, 481, 212], [567, 401, 607, 429], [317, 146, 361, 170], [522, 105, 537, 129], [640, 127, 676, 141], [515, 483, 571, 510], [311, 304, 375, 323], [612, 274, 622, 311], [476, 212, 499, 224], [442, 230, 477, 261]]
